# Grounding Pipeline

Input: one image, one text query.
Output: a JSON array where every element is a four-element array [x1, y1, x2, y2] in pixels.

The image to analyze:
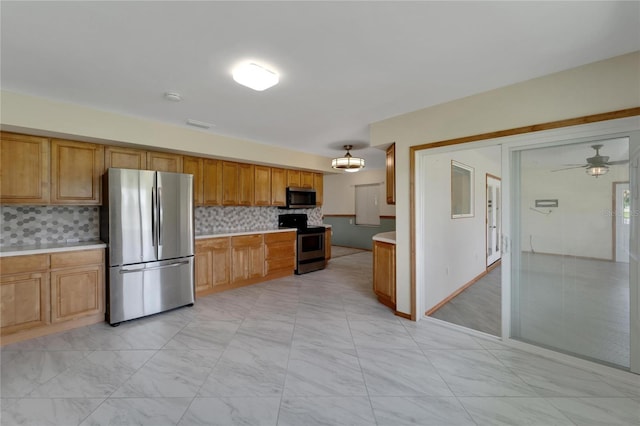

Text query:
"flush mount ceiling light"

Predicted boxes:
[[332, 145, 365, 172], [232, 62, 279, 91]]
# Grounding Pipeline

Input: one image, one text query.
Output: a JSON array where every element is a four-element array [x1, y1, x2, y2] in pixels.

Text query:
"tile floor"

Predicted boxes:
[[1, 251, 639, 425]]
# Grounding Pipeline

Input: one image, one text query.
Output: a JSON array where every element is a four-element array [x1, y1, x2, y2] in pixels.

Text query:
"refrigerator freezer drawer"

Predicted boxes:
[[107, 257, 194, 324]]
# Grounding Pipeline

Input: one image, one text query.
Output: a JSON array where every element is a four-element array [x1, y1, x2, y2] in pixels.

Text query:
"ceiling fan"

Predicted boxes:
[[551, 144, 628, 177]]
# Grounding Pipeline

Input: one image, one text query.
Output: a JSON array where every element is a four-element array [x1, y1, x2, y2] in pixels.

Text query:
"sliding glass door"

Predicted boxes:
[[508, 135, 636, 369]]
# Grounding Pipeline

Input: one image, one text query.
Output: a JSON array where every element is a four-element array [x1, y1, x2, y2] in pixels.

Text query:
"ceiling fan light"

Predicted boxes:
[[586, 165, 609, 177], [332, 145, 365, 172]]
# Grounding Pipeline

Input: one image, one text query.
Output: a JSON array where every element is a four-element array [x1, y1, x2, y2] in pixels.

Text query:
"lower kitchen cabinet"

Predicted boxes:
[[195, 237, 231, 296], [373, 240, 396, 309], [325, 227, 332, 263], [194, 230, 296, 297], [50, 250, 104, 323], [264, 232, 295, 277], [0, 249, 105, 345], [232, 234, 264, 283]]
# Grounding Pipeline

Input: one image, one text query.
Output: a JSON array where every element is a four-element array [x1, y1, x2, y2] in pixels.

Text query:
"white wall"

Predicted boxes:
[[422, 146, 501, 312], [323, 168, 395, 217], [520, 163, 628, 260], [0, 91, 333, 172], [371, 51, 640, 316]]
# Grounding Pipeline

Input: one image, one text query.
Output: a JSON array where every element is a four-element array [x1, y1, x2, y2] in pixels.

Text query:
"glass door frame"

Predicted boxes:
[[414, 115, 639, 374]]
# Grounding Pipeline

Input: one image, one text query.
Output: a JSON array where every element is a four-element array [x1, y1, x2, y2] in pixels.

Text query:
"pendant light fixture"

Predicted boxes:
[[332, 145, 365, 172]]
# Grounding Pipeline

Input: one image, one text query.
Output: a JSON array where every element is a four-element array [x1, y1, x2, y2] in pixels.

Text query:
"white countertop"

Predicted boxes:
[[372, 231, 396, 244], [0, 241, 107, 257], [196, 227, 297, 239]]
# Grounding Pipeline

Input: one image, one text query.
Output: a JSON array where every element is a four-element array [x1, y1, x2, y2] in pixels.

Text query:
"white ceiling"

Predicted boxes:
[[1, 1, 639, 169]]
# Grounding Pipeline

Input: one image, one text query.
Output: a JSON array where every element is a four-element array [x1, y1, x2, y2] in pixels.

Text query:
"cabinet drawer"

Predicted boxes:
[[231, 234, 263, 248], [265, 241, 295, 260], [266, 258, 295, 274], [264, 231, 296, 244], [50, 249, 103, 269], [0, 254, 49, 275], [196, 237, 230, 251]]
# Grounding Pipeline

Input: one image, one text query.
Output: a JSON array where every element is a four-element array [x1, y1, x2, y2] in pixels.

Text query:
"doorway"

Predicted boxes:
[[486, 174, 502, 267]]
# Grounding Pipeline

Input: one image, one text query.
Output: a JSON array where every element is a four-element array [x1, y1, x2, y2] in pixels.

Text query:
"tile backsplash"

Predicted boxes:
[[1, 205, 323, 247], [1, 206, 99, 247], [195, 206, 322, 235]]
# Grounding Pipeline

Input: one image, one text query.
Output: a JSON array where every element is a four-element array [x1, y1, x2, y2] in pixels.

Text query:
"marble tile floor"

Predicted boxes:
[[1, 252, 639, 425]]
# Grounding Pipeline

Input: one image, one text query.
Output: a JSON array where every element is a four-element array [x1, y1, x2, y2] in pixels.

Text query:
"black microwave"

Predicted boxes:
[[284, 187, 316, 209]]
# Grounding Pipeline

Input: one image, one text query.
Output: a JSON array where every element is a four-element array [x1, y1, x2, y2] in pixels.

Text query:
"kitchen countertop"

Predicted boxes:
[[196, 227, 297, 239], [0, 241, 107, 257], [372, 231, 396, 244]]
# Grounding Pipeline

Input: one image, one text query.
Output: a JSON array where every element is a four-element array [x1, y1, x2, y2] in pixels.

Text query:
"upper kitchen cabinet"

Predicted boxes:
[[270, 167, 286, 206], [286, 169, 301, 187], [0, 132, 50, 204], [104, 146, 147, 171], [254, 165, 272, 206], [300, 171, 314, 188], [223, 161, 255, 206], [237, 163, 255, 206], [51, 139, 104, 205], [386, 143, 395, 205], [146, 151, 183, 173], [314, 173, 324, 206], [182, 156, 203, 206], [202, 159, 223, 206]]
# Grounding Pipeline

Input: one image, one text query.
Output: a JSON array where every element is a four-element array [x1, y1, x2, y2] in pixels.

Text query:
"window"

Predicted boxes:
[[451, 160, 474, 218], [355, 183, 380, 225]]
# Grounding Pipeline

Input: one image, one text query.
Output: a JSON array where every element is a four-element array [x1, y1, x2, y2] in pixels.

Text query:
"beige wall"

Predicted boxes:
[[371, 51, 640, 316], [322, 168, 395, 217], [0, 90, 334, 172]]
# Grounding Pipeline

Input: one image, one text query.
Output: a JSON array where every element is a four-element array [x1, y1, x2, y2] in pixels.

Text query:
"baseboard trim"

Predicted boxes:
[[521, 250, 613, 262], [395, 311, 411, 320], [425, 269, 489, 316]]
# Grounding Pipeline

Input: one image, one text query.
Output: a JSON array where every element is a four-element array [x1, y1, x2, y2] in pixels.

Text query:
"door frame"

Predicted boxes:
[[413, 114, 640, 375], [612, 181, 630, 262]]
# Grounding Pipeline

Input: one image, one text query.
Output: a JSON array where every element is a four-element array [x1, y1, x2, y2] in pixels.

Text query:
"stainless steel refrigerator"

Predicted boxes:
[[101, 168, 195, 325]]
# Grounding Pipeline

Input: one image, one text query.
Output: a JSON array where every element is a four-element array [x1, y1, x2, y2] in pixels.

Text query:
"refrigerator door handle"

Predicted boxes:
[[119, 260, 190, 274], [158, 186, 164, 246], [151, 186, 157, 248]]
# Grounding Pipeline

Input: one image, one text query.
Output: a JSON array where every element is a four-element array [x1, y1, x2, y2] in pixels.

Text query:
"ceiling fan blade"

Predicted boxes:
[[607, 160, 629, 165], [551, 165, 588, 172]]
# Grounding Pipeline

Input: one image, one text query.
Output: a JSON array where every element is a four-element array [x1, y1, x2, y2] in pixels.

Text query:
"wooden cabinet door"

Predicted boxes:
[[286, 169, 301, 187], [147, 151, 183, 172], [194, 242, 213, 295], [104, 146, 147, 171], [183, 156, 203, 206], [203, 159, 223, 205], [51, 139, 104, 205], [386, 143, 395, 205], [373, 241, 396, 309], [222, 161, 239, 205], [237, 163, 255, 206], [300, 171, 314, 189], [231, 235, 264, 283], [254, 166, 271, 206], [314, 173, 324, 206], [0, 132, 50, 204], [195, 238, 230, 296], [0, 272, 50, 335], [271, 167, 286, 206], [50, 264, 103, 323]]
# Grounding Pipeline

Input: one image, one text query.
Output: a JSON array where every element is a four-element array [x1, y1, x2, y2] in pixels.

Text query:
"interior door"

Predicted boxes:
[[486, 175, 502, 266]]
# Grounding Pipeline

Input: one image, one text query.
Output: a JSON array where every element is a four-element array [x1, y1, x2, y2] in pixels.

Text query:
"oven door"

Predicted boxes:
[[297, 231, 325, 261]]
